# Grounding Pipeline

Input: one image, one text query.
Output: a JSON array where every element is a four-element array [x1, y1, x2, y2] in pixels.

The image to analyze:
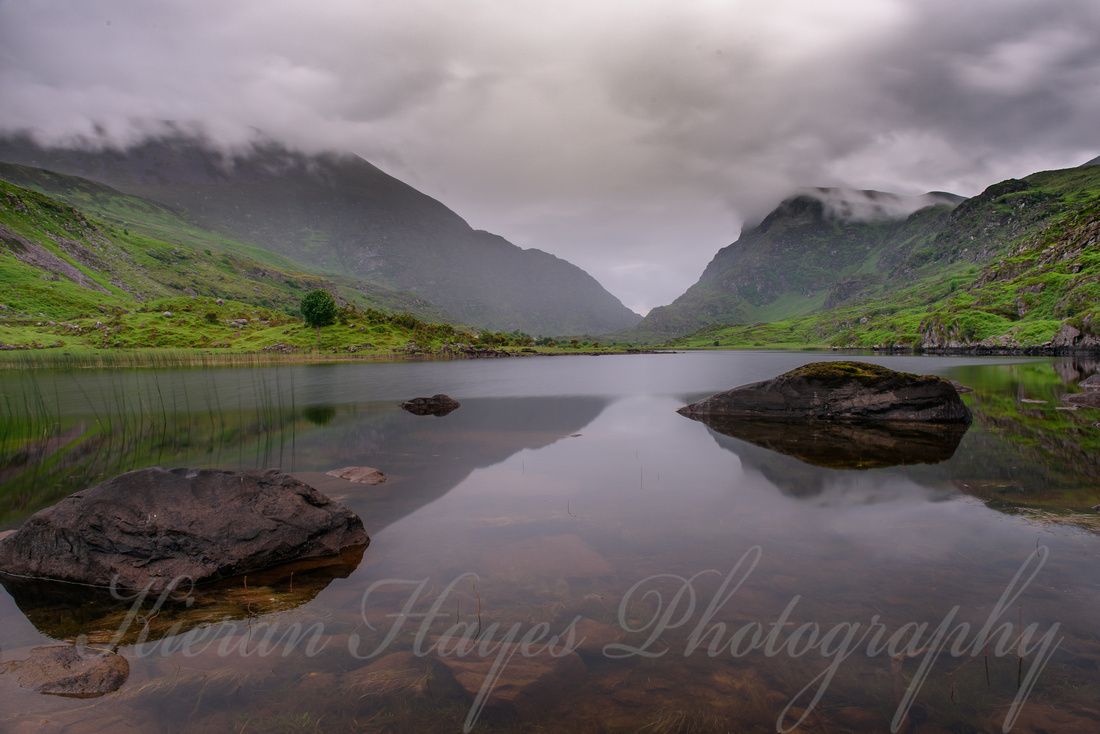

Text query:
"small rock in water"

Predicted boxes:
[[0, 645, 129, 697], [326, 466, 387, 485], [400, 394, 461, 416]]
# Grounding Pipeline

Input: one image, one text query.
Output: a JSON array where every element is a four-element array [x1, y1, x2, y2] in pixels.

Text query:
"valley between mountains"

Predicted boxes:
[[1, 135, 1098, 360]]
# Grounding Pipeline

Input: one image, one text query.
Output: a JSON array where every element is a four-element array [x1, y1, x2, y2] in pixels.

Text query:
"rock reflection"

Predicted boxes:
[[684, 414, 969, 470], [0, 544, 364, 647]]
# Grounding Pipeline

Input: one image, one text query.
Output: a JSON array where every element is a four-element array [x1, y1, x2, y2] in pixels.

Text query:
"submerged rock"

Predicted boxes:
[[0, 467, 369, 591], [400, 393, 461, 416], [343, 651, 462, 701], [434, 641, 586, 716], [678, 361, 972, 423], [0, 645, 129, 697]]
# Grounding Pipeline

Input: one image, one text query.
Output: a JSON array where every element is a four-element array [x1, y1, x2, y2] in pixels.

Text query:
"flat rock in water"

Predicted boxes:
[[326, 466, 387, 485], [678, 361, 972, 423], [0, 645, 129, 697], [1080, 374, 1100, 390], [400, 393, 461, 416], [0, 467, 369, 591]]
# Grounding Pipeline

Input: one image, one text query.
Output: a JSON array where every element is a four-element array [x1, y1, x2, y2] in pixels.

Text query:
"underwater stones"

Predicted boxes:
[[0, 645, 129, 697], [571, 618, 624, 660], [344, 652, 462, 701], [326, 466, 387, 485], [435, 643, 586, 716], [678, 361, 972, 423], [400, 393, 461, 416], [0, 467, 369, 591]]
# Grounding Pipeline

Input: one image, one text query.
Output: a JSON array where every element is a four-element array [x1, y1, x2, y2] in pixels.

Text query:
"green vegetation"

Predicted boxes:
[[300, 289, 337, 328], [0, 138, 642, 336], [0, 175, 651, 364], [658, 165, 1100, 351]]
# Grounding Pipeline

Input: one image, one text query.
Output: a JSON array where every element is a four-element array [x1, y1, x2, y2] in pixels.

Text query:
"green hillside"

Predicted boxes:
[[0, 135, 641, 336], [621, 190, 963, 343], [0, 176, 643, 361], [663, 165, 1100, 351], [0, 178, 457, 358]]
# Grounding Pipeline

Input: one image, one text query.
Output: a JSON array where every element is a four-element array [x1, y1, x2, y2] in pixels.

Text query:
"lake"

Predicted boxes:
[[2, 351, 1100, 733]]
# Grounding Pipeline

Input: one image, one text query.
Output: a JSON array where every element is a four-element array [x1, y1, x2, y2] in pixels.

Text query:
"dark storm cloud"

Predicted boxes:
[[1, 0, 1098, 313]]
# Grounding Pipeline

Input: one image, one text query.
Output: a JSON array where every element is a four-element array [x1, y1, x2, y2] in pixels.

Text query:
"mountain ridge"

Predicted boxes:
[[0, 133, 641, 336], [655, 164, 1100, 352]]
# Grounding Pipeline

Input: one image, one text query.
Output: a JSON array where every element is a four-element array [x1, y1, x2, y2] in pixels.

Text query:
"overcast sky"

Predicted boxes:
[[2, 1, 1099, 314]]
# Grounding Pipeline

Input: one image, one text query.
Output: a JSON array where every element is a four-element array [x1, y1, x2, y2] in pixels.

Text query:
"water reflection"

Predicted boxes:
[[0, 545, 365, 646], [3, 354, 1100, 733], [686, 414, 968, 469]]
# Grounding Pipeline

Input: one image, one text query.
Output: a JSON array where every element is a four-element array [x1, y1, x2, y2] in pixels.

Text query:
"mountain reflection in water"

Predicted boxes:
[[2, 354, 1100, 733]]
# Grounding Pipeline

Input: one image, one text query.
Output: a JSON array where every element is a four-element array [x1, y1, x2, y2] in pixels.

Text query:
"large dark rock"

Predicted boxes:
[[0, 468, 368, 591], [400, 394, 461, 416], [0, 645, 129, 697], [678, 361, 972, 422]]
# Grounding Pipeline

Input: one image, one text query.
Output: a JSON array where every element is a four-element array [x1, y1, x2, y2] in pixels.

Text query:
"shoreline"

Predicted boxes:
[[0, 346, 673, 370]]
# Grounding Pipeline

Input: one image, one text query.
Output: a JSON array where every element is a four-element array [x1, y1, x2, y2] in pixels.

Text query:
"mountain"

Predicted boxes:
[[658, 163, 1100, 352], [0, 134, 640, 336], [628, 188, 964, 342]]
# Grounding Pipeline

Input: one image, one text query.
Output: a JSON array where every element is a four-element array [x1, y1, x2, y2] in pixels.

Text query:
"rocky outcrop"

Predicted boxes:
[[0, 468, 369, 591], [400, 394, 461, 416], [1051, 323, 1100, 351], [678, 361, 972, 423], [0, 645, 129, 697]]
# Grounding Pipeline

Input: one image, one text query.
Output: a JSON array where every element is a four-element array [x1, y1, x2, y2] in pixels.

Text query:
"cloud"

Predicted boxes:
[[2, 0, 1099, 313]]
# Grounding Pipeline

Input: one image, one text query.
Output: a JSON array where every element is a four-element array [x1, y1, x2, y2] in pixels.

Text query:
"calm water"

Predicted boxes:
[[2, 352, 1100, 733]]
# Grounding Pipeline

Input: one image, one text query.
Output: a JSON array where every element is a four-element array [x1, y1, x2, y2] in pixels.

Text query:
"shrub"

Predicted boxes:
[[300, 290, 337, 327]]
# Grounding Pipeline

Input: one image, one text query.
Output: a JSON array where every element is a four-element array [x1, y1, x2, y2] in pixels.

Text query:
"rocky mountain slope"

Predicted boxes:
[[660, 163, 1100, 352], [0, 134, 640, 336], [631, 188, 964, 341]]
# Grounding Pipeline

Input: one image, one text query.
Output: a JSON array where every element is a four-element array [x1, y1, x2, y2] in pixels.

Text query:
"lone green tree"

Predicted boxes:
[[301, 289, 337, 334]]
